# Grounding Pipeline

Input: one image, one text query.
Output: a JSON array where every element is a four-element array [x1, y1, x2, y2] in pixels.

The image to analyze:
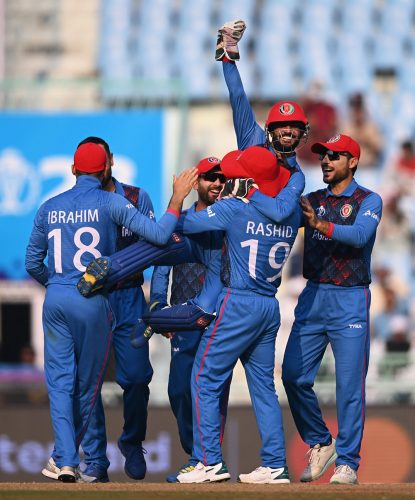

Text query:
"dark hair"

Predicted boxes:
[[77, 136, 111, 156]]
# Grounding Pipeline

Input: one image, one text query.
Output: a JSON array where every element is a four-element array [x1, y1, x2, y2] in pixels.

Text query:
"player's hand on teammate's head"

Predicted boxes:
[[216, 19, 246, 61], [172, 167, 199, 200]]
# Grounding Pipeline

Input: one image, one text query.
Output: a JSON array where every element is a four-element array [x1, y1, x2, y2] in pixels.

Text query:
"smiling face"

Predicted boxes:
[[267, 121, 308, 154], [196, 168, 226, 208], [319, 149, 358, 192]]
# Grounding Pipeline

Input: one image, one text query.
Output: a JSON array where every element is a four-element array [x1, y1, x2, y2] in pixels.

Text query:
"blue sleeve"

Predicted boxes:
[[223, 61, 265, 149], [137, 188, 155, 220], [108, 192, 178, 245], [331, 192, 383, 247], [150, 265, 171, 305], [248, 166, 305, 222], [25, 205, 49, 285], [176, 199, 236, 234]]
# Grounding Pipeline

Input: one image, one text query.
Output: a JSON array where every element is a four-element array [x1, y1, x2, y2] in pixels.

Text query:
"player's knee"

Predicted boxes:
[[282, 364, 309, 388], [168, 380, 190, 402]]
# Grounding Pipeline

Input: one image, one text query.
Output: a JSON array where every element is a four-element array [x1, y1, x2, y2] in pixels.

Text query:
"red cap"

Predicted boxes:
[[195, 156, 221, 174], [74, 143, 107, 173], [266, 101, 308, 127], [220, 146, 290, 197], [311, 133, 361, 159]]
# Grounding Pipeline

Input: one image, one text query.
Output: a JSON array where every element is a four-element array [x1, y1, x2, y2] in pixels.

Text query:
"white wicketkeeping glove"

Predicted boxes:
[[215, 19, 246, 61]]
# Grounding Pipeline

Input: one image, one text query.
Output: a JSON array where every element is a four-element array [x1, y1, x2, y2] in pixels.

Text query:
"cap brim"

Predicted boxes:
[[220, 150, 250, 179], [311, 142, 333, 154]]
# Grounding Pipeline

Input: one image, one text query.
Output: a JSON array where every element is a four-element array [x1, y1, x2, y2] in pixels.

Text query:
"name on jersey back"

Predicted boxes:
[[246, 221, 293, 238], [47, 209, 99, 224]]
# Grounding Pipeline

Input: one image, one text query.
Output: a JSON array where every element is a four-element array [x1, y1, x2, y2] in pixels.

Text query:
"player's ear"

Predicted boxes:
[[349, 157, 359, 170], [71, 164, 76, 176], [109, 153, 114, 167], [193, 179, 199, 191]]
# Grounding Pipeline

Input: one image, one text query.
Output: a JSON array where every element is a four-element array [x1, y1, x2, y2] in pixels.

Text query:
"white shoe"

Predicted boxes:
[[300, 439, 337, 482], [238, 466, 290, 484], [58, 466, 80, 483], [330, 464, 358, 484], [41, 457, 60, 480], [177, 461, 230, 483]]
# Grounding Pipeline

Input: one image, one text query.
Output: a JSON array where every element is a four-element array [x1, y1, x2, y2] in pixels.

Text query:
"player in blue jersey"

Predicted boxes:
[[25, 142, 196, 483], [150, 157, 229, 482], [175, 145, 303, 484], [216, 20, 309, 161], [246, 134, 382, 485], [75, 137, 156, 482]]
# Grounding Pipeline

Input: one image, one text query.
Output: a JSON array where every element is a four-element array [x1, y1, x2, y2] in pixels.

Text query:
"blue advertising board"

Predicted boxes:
[[0, 111, 163, 280]]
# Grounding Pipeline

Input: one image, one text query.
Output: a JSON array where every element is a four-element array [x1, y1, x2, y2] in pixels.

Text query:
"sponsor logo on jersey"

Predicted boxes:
[[316, 205, 326, 217], [349, 324, 362, 329], [363, 209, 380, 223], [279, 103, 295, 115], [340, 204, 353, 218], [207, 206, 216, 218], [327, 134, 341, 143]]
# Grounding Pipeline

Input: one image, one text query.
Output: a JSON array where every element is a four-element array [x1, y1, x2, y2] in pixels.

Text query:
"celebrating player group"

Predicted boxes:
[[25, 20, 382, 485]]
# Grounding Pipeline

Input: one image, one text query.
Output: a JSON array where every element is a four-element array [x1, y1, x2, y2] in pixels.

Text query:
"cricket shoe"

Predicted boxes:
[[177, 461, 230, 483], [300, 438, 337, 482], [58, 466, 80, 483], [238, 466, 290, 484], [79, 464, 110, 483], [41, 457, 60, 480], [118, 439, 147, 480], [166, 461, 197, 483], [330, 464, 358, 484]]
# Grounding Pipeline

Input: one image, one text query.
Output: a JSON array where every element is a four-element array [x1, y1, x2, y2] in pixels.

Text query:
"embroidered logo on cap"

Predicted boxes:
[[327, 134, 341, 143], [279, 103, 295, 115], [207, 157, 220, 163]]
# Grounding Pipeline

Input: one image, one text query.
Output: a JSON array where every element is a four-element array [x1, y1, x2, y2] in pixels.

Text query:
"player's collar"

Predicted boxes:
[[326, 178, 358, 198]]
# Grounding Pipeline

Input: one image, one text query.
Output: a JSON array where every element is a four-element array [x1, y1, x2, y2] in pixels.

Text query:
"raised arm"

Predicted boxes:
[[109, 168, 198, 245]]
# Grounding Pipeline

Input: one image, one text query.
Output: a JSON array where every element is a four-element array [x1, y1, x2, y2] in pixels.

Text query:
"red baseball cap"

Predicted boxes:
[[195, 156, 222, 174], [220, 146, 290, 197], [266, 101, 308, 127], [74, 143, 107, 173], [311, 133, 361, 159]]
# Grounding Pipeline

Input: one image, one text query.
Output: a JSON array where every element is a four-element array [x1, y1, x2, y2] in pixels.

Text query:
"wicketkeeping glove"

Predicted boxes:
[[220, 178, 258, 202], [215, 19, 246, 61]]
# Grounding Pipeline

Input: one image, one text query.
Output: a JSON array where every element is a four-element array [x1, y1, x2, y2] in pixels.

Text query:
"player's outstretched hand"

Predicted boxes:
[[300, 196, 330, 236], [215, 19, 246, 61], [221, 178, 258, 202], [168, 167, 198, 213]]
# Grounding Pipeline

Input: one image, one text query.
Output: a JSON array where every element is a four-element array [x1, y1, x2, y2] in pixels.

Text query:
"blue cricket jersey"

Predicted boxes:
[[151, 202, 224, 306], [25, 175, 179, 286], [249, 178, 383, 286], [177, 198, 302, 296]]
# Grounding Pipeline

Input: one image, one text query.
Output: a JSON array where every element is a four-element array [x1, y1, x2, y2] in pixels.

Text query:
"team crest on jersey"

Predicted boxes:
[[316, 205, 326, 217], [279, 103, 295, 115], [340, 204, 353, 218], [327, 134, 341, 143]]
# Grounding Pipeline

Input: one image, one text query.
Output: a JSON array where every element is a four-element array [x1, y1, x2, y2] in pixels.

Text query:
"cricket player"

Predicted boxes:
[[149, 157, 229, 482], [77, 137, 155, 482], [175, 145, 303, 484], [248, 134, 382, 484], [25, 142, 196, 482]]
